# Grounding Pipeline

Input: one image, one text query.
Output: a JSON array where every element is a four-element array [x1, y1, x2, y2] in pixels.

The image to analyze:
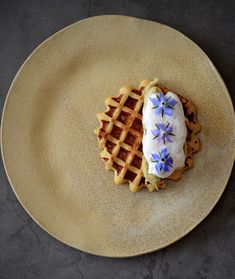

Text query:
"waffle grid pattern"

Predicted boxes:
[[96, 80, 201, 192], [96, 86, 146, 192]]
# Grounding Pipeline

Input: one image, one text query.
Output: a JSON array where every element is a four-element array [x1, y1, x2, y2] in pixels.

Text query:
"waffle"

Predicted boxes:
[[95, 80, 201, 192]]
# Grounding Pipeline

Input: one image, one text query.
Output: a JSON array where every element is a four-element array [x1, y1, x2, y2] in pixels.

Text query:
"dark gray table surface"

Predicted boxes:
[[0, 1, 234, 278]]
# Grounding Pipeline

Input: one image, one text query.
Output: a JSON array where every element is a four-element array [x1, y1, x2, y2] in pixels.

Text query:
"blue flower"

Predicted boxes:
[[150, 93, 177, 117], [151, 122, 175, 145], [151, 147, 173, 173]]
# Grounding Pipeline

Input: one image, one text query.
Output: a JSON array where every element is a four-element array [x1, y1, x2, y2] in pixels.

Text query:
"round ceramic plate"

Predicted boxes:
[[1, 15, 235, 257]]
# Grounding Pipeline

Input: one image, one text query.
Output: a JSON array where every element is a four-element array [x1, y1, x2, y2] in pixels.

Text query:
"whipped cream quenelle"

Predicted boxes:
[[142, 87, 187, 179]]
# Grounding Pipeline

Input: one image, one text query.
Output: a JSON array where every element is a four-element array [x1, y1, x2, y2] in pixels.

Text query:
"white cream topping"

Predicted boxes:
[[142, 91, 187, 178]]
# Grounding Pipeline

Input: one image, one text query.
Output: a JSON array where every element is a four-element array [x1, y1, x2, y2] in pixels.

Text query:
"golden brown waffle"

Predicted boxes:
[[95, 80, 201, 192], [96, 85, 146, 192]]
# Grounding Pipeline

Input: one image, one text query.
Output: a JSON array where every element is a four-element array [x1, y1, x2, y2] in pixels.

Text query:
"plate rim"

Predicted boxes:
[[1, 14, 235, 258]]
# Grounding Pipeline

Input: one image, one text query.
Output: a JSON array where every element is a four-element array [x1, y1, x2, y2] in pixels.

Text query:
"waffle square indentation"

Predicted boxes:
[[131, 118, 142, 132], [124, 132, 137, 146], [124, 170, 137, 182], [138, 142, 143, 152], [105, 140, 116, 153], [112, 95, 122, 103], [124, 97, 138, 110], [112, 162, 123, 174], [117, 147, 130, 162], [105, 105, 116, 117], [132, 89, 142, 95], [131, 155, 142, 169], [138, 104, 143, 115], [117, 111, 131, 125], [101, 120, 109, 131], [110, 125, 122, 139]]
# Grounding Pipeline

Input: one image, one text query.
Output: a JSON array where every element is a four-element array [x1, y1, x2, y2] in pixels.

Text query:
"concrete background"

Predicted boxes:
[[0, 1, 234, 278]]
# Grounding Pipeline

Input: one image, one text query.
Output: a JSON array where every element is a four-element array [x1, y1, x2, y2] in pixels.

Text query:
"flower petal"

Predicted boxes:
[[163, 163, 171, 172], [156, 107, 163, 115], [167, 98, 177, 107], [152, 153, 160, 161], [164, 107, 173, 116], [161, 147, 168, 158], [166, 125, 173, 133], [157, 136, 163, 144], [166, 156, 173, 166], [165, 135, 172, 142], [159, 93, 166, 102], [155, 162, 162, 173], [150, 96, 160, 106], [151, 129, 160, 136], [158, 123, 166, 131]]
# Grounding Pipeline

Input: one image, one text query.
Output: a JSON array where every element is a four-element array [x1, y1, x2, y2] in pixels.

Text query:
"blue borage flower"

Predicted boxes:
[[150, 93, 177, 117], [151, 147, 173, 173], [151, 122, 175, 145]]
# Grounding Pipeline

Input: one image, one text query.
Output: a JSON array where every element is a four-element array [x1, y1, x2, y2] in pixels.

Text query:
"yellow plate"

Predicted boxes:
[[1, 15, 235, 257]]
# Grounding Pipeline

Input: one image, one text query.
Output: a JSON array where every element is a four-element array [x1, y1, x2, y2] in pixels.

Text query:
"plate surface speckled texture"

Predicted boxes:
[[1, 15, 235, 257]]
